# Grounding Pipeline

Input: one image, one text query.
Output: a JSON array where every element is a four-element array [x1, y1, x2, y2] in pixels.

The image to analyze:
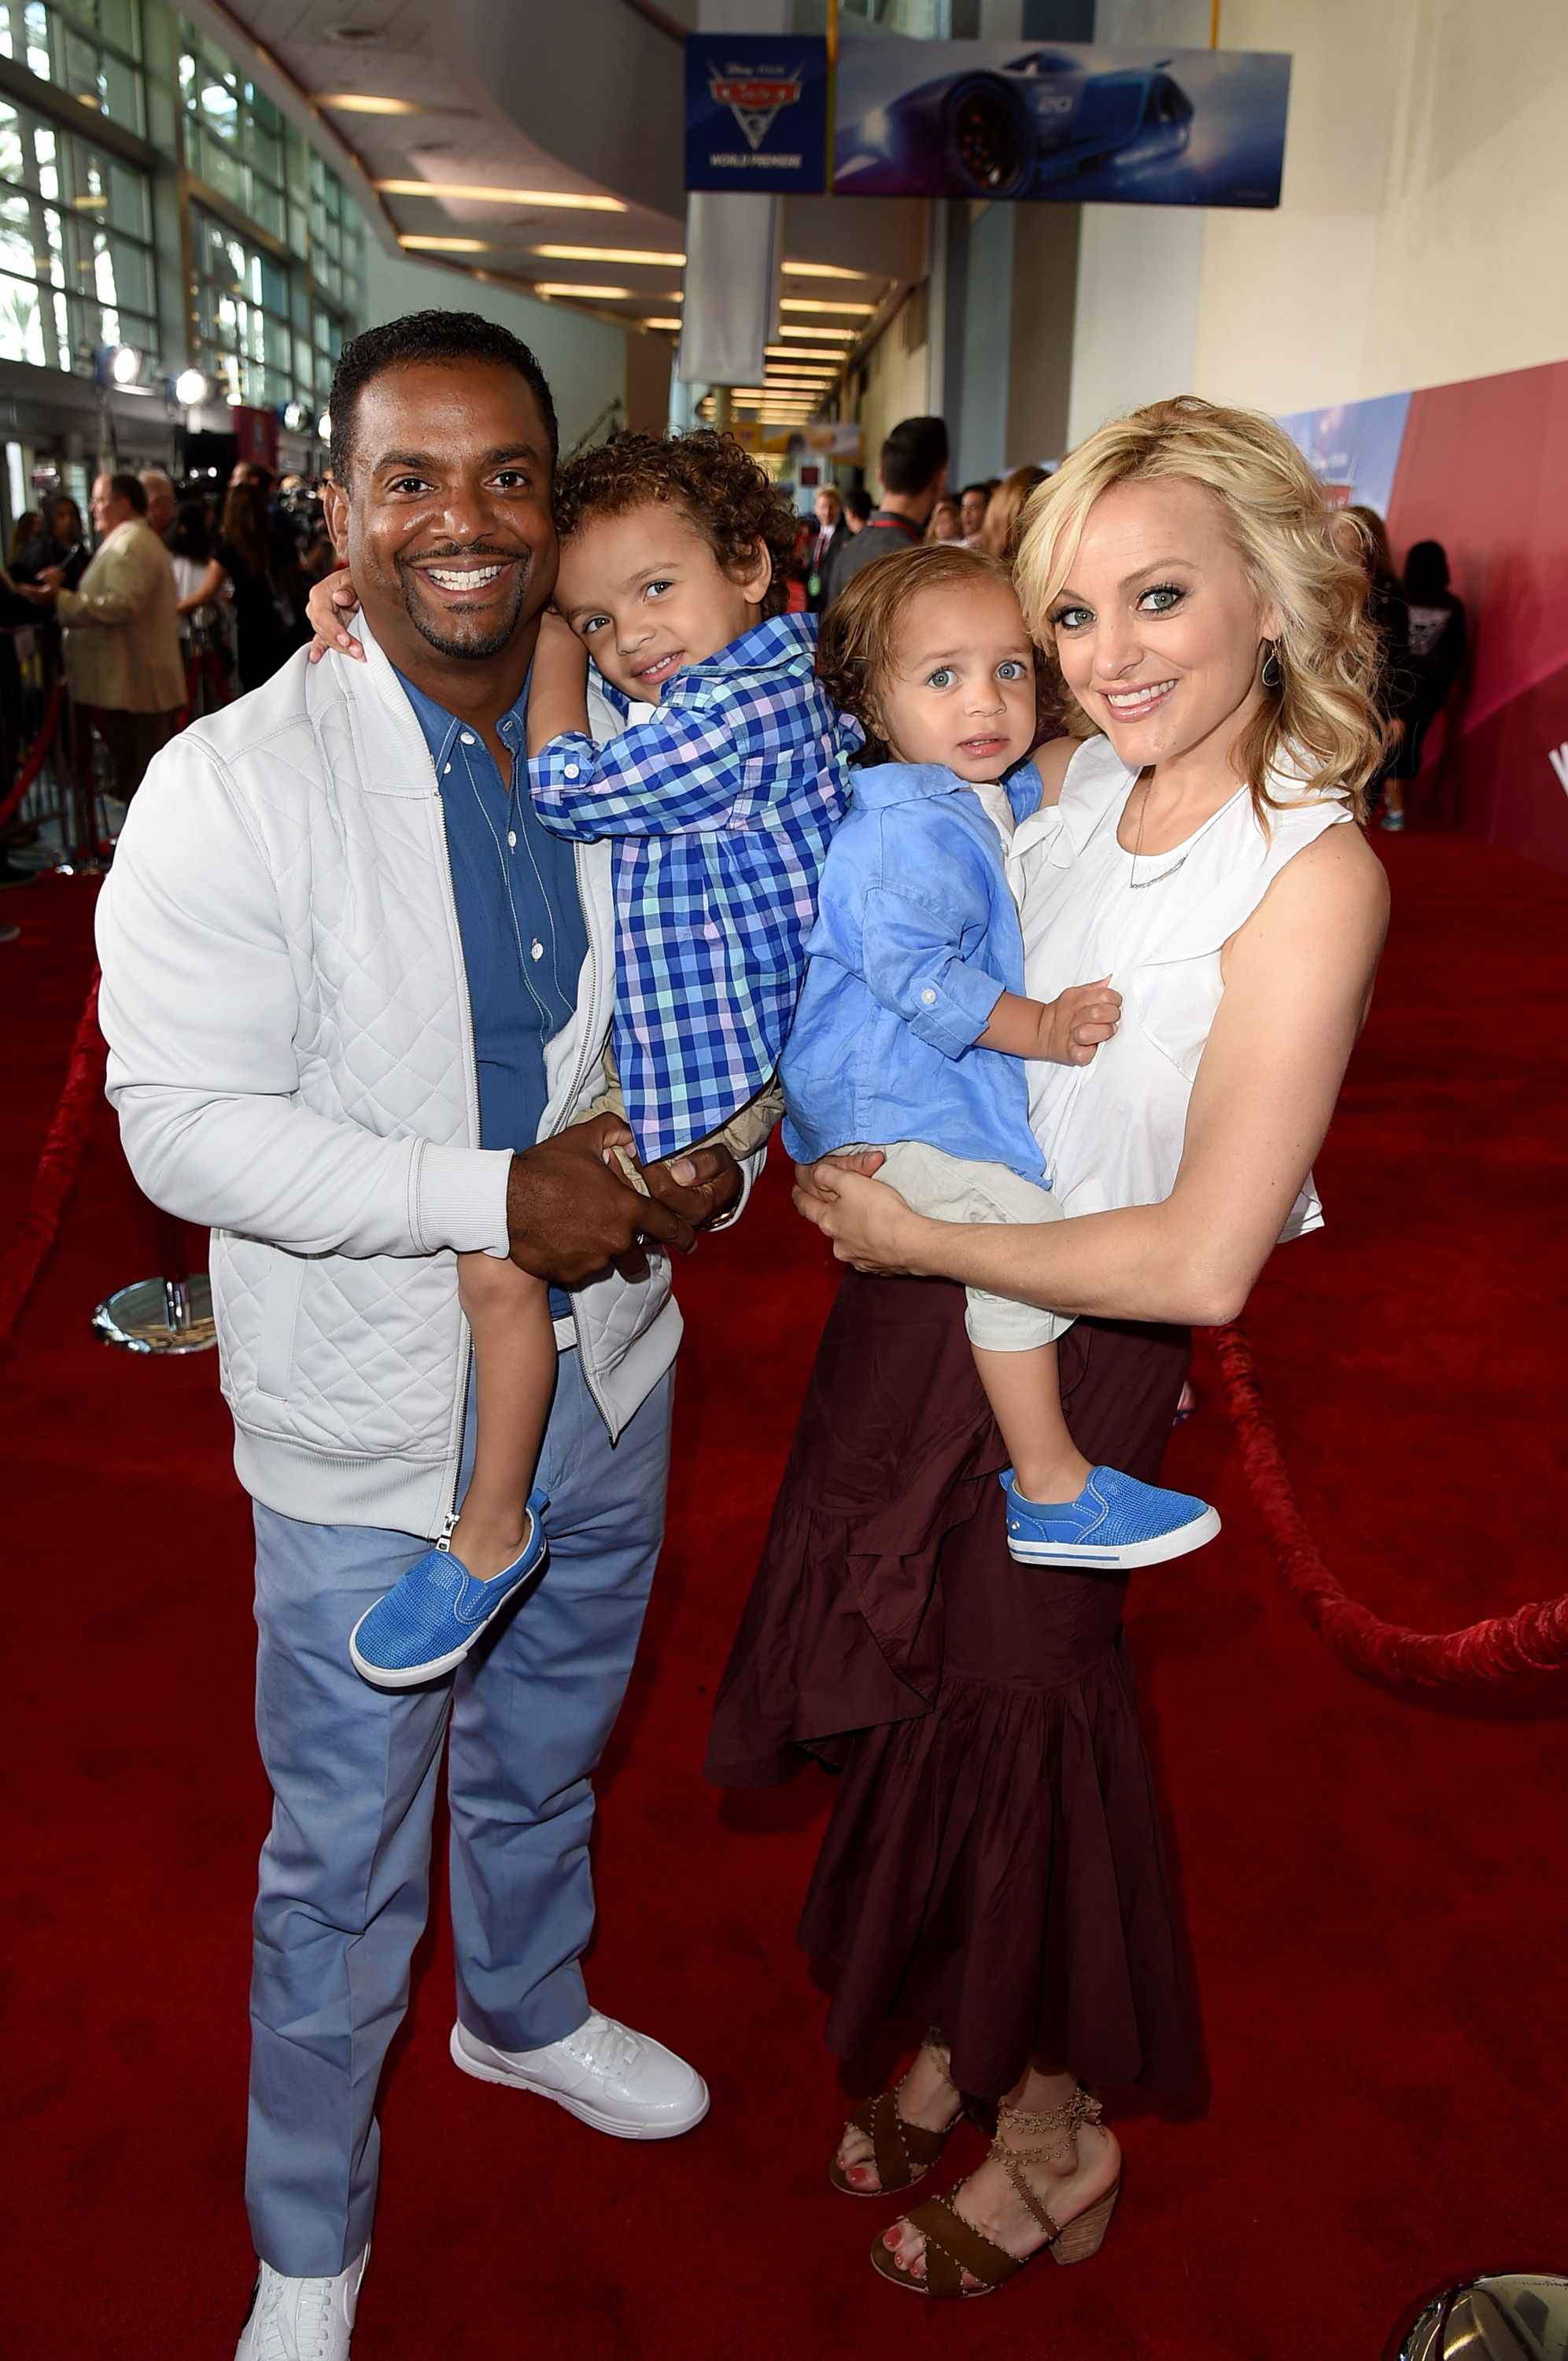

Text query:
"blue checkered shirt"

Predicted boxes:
[[529, 611, 858, 1163]]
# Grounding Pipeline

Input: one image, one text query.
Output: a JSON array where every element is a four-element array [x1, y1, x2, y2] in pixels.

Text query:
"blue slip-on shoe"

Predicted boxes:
[[349, 1491, 548, 1688], [1001, 1465, 1219, 1569]]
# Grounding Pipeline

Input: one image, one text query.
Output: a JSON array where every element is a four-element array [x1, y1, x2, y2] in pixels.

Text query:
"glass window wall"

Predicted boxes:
[[0, 87, 154, 368], [0, 0, 147, 137]]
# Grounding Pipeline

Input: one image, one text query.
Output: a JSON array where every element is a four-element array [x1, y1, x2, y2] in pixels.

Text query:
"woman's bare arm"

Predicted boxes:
[[795, 826, 1389, 1325]]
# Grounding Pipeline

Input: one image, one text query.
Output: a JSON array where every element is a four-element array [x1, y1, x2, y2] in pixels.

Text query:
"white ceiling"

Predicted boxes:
[[208, 0, 895, 410]]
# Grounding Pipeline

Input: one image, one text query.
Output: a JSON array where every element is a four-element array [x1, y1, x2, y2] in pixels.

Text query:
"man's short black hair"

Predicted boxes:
[[845, 486, 873, 523], [961, 481, 990, 501], [327, 310, 559, 483], [106, 469, 148, 514], [878, 415, 949, 497]]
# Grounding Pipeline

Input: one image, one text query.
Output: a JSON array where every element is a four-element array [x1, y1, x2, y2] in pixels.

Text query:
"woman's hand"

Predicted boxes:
[[305, 565, 363, 663], [791, 1153, 932, 1274]]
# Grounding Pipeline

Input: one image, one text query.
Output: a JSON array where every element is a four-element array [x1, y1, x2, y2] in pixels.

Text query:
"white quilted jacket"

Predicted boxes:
[[95, 614, 698, 1537]]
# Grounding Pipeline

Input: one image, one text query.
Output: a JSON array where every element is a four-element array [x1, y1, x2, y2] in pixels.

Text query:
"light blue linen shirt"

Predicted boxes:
[[780, 758, 1050, 1187]]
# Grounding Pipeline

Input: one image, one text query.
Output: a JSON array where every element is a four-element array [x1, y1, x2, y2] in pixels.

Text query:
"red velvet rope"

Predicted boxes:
[[0, 970, 105, 1349], [0, 680, 68, 833], [1215, 1320, 1568, 1683]]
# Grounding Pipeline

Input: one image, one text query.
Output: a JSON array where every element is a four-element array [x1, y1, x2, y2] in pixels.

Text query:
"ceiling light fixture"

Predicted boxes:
[[643, 317, 683, 331], [532, 244, 685, 267], [780, 260, 869, 280], [316, 94, 426, 113], [766, 323, 856, 341], [780, 297, 876, 316], [531, 282, 633, 300], [375, 180, 625, 211], [399, 235, 489, 252]]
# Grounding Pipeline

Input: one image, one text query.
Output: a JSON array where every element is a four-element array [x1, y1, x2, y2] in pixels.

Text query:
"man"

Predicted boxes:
[[959, 480, 991, 545], [95, 312, 747, 2360], [17, 470, 183, 802], [139, 467, 179, 545], [819, 414, 949, 608], [804, 482, 847, 611]]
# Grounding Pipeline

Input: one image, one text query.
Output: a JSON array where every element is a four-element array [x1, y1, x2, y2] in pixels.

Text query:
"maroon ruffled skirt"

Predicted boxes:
[[706, 1270, 1196, 2100]]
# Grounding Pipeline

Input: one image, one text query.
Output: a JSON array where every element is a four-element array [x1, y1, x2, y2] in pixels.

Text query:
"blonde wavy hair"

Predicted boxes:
[[1012, 396, 1385, 822]]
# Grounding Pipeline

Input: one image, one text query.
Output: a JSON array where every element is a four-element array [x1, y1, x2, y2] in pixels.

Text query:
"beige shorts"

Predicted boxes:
[[572, 1047, 783, 1194], [871, 1138, 1072, 1354]]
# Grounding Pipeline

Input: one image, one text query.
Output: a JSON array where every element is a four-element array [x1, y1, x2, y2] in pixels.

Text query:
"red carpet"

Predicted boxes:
[[2, 834, 1565, 2359]]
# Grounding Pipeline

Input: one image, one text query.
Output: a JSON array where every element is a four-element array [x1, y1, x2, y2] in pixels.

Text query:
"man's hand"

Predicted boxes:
[[642, 1140, 743, 1232], [507, 1114, 697, 1284], [1040, 977, 1122, 1066], [35, 564, 64, 590], [16, 580, 56, 607]]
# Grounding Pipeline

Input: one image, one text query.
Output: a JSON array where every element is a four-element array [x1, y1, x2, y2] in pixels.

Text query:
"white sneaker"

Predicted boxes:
[[451, 2011, 709, 2139], [234, 2246, 367, 2360]]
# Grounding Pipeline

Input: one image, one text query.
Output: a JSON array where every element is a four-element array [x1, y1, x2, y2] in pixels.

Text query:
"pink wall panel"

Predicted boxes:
[[1385, 360, 1568, 874]]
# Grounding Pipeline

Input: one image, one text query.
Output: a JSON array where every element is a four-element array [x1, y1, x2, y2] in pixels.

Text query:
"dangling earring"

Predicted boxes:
[[1260, 640, 1284, 691]]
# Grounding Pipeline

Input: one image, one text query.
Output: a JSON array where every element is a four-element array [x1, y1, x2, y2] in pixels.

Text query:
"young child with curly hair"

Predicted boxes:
[[312, 430, 858, 1685], [785, 541, 1219, 1568]]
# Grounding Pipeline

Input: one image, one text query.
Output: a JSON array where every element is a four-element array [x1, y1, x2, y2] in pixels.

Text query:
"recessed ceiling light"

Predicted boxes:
[[531, 282, 633, 300], [768, 323, 856, 341], [532, 244, 685, 268], [376, 180, 625, 212], [780, 297, 876, 316], [399, 235, 490, 251], [781, 260, 869, 280], [643, 318, 683, 331], [317, 94, 422, 113]]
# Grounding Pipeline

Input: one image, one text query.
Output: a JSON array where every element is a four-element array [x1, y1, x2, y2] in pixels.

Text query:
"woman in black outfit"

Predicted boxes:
[[1396, 540, 1467, 807], [216, 480, 308, 691], [13, 493, 90, 590]]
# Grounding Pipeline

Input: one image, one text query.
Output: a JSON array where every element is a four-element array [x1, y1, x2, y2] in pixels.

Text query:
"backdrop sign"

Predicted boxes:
[[832, 36, 1290, 207], [684, 34, 829, 194]]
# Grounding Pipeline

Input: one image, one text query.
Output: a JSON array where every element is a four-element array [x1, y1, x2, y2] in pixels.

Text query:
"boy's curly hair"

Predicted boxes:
[[553, 429, 798, 619]]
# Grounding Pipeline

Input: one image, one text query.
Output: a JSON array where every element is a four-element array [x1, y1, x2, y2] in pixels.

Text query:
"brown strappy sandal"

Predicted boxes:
[[869, 2086, 1120, 2297], [828, 2031, 966, 2197]]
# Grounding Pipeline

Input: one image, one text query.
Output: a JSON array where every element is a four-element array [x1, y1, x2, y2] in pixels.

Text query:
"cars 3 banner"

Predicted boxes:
[[832, 37, 1290, 208], [685, 34, 830, 194]]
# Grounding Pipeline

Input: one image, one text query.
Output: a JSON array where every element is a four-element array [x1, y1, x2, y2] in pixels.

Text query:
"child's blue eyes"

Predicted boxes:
[[924, 662, 1029, 689]]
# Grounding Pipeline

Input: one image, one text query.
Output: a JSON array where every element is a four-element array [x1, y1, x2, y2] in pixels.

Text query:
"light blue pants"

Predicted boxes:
[[246, 1354, 674, 2277]]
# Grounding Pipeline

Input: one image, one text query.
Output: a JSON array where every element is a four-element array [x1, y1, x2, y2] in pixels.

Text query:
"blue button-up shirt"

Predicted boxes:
[[396, 667, 587, 1157], [780, 759, 1049, 1187]]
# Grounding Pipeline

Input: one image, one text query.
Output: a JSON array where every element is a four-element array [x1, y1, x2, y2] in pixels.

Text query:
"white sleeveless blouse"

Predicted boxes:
[[1010, 734, 1352, 1240]]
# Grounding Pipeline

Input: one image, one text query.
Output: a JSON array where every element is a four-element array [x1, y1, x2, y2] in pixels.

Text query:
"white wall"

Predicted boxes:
[[1194, 0, 1568, 413], [363, 246, 629, 455], [1065, 0, 1568, 438]]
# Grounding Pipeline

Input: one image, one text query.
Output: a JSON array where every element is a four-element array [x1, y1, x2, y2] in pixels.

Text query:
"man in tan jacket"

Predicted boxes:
[[20, 471, 185, 800]]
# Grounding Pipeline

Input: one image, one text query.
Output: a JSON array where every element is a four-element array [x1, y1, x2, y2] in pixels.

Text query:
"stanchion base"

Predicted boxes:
[[92, 1274, 217, 1354]]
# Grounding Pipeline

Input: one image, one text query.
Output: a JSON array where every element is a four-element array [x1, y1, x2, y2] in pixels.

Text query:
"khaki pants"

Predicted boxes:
[[870, 1138, 1072, 1353], [574, 1049, 784, 1195]]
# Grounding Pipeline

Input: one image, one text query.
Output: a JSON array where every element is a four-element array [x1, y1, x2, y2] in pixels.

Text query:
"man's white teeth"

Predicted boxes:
[[1105, 679, 1175, 710], [426, 563, 504, 590]]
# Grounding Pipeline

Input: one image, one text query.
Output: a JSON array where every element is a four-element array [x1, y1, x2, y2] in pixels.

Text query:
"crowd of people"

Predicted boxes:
[[786, 439, 1465, 837], [2, 459, 338, 797]]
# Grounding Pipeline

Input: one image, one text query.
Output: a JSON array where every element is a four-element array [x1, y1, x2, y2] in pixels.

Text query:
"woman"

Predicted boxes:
[[980, 464, 1048, 562], [708, 397, 1389, 2299], [926, 493, 965, 543], [169, 499, 227, 629], [1347, 504, 1413, 829], [8, 509, 40, 569], [1396, 539, 1467, 804], [216, 478, 307, 690], [13, 493, 90, 589]]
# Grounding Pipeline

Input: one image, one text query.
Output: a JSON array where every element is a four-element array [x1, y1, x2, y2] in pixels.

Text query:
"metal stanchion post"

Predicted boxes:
[[92, 1203, 216, 1354]]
